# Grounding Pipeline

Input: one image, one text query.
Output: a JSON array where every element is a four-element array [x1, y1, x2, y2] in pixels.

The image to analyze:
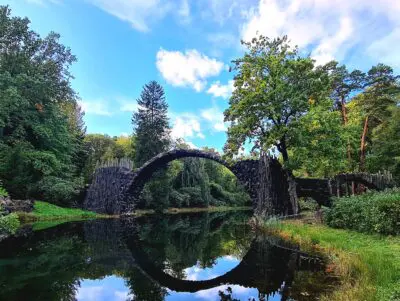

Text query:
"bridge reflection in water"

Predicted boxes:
[[0, 211, 336, 301]]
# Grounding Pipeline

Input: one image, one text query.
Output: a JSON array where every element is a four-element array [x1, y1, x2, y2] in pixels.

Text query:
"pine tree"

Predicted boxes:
[[132, 81, 171, 212], [132, 81, 170, 167]]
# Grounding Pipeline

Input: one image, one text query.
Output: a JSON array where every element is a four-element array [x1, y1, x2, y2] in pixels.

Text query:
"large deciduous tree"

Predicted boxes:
[[224, 35, 330, 165], [0, 6, 84, 204]]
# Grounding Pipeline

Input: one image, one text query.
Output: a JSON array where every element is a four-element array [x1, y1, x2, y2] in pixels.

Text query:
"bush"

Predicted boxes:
[[36, 176, 83, 206], [0, 181, 8, 198], [325, 189, 400, 235], [0, 213, 20, 235], [299, 198, 319, 211]]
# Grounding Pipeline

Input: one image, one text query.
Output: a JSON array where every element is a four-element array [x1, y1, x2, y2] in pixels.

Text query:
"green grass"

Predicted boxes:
[[18, 201, 107, 225], [33, 201, 98, 218], [262, 219, 400, 301]]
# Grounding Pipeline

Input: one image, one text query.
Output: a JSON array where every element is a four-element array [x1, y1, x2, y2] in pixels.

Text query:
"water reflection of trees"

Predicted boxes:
[[133, 211, 253, 275], [0, 211, 253, 300], [0, 211, 335, 301]]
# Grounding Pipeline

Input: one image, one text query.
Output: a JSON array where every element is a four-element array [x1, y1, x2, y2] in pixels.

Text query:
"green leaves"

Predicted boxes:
[[0, 6, 84, 204], [325, 189, 400, 235], [132, 81, 170, 167], [225, 35, 330, 164]]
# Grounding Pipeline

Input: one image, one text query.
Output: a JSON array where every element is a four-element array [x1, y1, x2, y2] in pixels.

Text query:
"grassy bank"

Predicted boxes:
[[18, 201, 109, 223], [261, 218, 400, 300]]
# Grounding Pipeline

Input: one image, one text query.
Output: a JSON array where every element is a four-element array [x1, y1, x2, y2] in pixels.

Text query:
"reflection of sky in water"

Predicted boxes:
[[76, 276, 132, 301], [76, 256, 282, 301]]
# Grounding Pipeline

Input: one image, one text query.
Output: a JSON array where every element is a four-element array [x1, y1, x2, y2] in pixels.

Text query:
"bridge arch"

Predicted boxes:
[[127, 149, 233, 196], [84, 148, 293, 215]]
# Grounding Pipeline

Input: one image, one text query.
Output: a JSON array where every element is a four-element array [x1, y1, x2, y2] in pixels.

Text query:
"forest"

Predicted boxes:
[[0, 6, 399, 211]]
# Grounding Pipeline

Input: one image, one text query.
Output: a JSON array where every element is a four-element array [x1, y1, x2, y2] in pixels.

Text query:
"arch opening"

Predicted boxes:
[[125, 149, 252, 212]]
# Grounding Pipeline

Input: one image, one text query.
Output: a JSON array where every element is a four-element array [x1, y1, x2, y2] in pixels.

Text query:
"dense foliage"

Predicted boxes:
[[325, 189, 400, 235], [0, 184, 20, 235], [0, 5, 399, 212], [225, 35, 400, 182], [0, 212, 20, 235], [0, 6, 85, 204], [224, 36, 330, 163], [82, 134, 135, 182]]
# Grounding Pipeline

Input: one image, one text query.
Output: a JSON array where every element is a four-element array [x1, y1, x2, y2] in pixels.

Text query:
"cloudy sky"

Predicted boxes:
[[4, 0, 400, 151]]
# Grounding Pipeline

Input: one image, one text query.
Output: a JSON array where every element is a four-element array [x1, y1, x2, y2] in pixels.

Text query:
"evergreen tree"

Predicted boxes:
[[132, 81, 170, 167], [132, 81, 171, 211]]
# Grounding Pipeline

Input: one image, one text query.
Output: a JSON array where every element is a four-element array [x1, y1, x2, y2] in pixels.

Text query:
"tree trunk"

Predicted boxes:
[[278, 139, 289, 163], [359, 116, 369, 172], [276, 139, 298, 215]]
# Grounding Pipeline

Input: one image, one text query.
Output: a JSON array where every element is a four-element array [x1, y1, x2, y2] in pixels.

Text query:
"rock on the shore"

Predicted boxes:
[[0, 197, 34, 213]]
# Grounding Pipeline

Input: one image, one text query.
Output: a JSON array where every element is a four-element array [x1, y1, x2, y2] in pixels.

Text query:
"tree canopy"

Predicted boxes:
[[224, 35, 330, 164]]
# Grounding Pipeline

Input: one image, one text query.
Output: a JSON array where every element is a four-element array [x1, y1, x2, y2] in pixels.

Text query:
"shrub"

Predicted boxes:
[[299, 198, 319, 211], [36, 176, 83, 206], [0, 181, 8, 198], [325, 188, 400, 235], [0, 213, 20, 235]]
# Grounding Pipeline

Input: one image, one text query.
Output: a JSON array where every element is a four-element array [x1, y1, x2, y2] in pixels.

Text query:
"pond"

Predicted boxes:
[[0, 211, 336, 301]]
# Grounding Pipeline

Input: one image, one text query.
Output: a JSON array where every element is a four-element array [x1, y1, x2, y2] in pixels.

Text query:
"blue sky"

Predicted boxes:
[[3, 0, 400, 151]]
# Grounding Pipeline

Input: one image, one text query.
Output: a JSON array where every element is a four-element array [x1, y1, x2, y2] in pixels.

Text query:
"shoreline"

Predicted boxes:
[[17, 201, 252, 224], [256, 214, 400, 301]]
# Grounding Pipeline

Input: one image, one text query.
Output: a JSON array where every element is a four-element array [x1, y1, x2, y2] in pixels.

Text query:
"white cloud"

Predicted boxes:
[[207, 80, 234, 99], [156, 49, 224, 92], [186, 141, 198, 149], [200, 0, 240, 25], [240, 0, 400, 66], [114, 290, 133, 301], [25, 0, 60, 5], [119, 102, 138, 112], [171, 114, 204, 139], [195, 284, 255, 301], [86, 0, 172, 32], [79, 100, 112, 116], [177, 0, 191, 24], [201, 107, 227, 132], [76, 286, 104, 301], [368, 28, 400, 68], [311, 16, 354, 65]]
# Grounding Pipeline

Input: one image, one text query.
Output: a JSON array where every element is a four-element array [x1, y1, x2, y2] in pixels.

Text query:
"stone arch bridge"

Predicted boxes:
[[84, 149, 395, 215]]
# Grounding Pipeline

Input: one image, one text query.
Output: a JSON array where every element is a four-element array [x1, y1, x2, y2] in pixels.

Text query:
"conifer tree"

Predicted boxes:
[[132, 81, 170, 167]]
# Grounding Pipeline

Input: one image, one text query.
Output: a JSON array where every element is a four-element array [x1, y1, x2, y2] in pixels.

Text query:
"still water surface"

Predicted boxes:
[[0, 211, 335, 300]]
